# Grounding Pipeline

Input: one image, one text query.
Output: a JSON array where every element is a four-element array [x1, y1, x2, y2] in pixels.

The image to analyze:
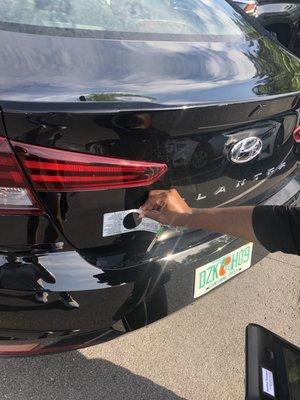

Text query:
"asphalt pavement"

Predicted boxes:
[[0, 251, 299, 400]]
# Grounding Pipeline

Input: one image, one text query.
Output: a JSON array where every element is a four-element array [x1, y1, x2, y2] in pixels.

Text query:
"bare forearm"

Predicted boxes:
[[140, 190, 257, 242], [181, 207, 256, 242]]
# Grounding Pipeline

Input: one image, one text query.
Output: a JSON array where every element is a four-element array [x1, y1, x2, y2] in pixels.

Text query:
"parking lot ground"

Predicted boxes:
[[0, 251, 299, 400]]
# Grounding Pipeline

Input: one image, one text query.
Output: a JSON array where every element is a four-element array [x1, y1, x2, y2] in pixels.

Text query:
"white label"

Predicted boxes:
[[262, 368, 275, 397], [103, 209, 161, 237]]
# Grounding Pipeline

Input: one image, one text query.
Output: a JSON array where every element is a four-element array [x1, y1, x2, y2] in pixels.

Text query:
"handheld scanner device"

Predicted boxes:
[[246, 324, 300, 400]]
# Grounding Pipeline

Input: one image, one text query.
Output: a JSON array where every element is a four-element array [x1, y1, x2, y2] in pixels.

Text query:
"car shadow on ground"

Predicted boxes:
[[0, 350, 185, 400]]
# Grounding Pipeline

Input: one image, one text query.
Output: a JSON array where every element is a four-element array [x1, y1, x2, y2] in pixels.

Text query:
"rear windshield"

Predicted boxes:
[[0, 0, 256, 39]]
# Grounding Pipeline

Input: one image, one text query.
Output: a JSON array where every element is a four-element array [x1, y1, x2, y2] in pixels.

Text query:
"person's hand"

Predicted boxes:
[[139, 189, 192, 226]]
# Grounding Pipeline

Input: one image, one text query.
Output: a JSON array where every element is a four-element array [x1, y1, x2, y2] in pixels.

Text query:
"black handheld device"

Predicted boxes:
[[246, 324, 300, 400]]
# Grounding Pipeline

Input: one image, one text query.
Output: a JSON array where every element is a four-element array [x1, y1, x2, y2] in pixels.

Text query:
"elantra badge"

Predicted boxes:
[[229, 136, 263, 164]]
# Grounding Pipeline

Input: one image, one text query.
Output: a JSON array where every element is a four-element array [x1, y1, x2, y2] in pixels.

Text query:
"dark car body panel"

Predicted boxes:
[[256, 1, 300, 49], [3, 103, 299, 257], [0, 173, 299, 355], [0, 2, 299, 355], [1, 26, 300, 255], [0, 28, 299, 103], [233, 0, 300, 50], [257, 2, 300, 24]]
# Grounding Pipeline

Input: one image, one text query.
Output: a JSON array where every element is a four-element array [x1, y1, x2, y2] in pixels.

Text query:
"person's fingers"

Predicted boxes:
[[148, 190, 169, 197], [140, 188, 186, 217], [142, 209, 179, 227], [140, 198, 158, 211], [140, 194, 166, 211], [155, 199, 166, 210], [140, 209, 162, 222]]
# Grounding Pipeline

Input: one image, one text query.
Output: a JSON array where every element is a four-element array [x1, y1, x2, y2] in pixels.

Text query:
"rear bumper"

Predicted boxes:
[[0, 237, 267, 357], [0, 168, 299, 356]]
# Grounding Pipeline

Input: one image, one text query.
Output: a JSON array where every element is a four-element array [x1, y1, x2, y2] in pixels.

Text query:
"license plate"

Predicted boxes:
[[194, 243, 253, 299]]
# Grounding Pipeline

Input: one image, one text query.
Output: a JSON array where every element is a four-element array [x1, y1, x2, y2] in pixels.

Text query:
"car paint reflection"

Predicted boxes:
[[88, 113, 296, 185], [0, 253, 80, 308], [0, 25, 299, 104]]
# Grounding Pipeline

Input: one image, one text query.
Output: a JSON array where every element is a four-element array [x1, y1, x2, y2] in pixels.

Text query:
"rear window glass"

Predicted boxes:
[[0, 0, 256, 38]]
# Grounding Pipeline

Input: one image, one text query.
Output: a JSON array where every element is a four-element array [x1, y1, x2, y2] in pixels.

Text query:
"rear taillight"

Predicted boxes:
[[293, 126, 300, 143], [0, 342, 39, 354], [12, 141, 168, 191], [0, 137, 44, 214], [244, 3, 257, 14], [236, 1, 257, 14]]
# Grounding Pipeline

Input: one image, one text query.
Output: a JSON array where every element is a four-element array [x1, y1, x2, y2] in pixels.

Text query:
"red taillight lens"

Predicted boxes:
[[0, 343, 39, 354], [12, 141, 168, 192], [293, 126, 300, 143], [0, 137, 44, 214], [244, 3, 257, 14]]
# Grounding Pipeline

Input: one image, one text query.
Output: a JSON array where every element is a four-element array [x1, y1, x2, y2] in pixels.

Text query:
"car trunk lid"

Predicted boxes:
[[0, 28, 299, 266]]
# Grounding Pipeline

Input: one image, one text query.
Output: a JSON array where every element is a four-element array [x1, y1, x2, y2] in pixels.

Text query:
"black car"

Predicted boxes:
[[0, 0, 299, 356], [234, 0, 300, 50]]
